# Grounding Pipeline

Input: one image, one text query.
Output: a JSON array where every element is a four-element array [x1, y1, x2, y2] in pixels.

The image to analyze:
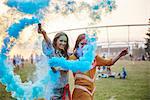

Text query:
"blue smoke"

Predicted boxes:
[[0, 0, 116, 99], [7, 17, 39, 38], [0, 53, 59, 99], [49, 34, 97, 72], [7, 0, 50, 14]]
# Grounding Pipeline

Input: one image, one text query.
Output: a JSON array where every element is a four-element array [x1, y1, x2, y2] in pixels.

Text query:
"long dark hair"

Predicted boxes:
[[53, 32, 69, 58], [73, 33, 85, 58], [73, 33, 85, 51]]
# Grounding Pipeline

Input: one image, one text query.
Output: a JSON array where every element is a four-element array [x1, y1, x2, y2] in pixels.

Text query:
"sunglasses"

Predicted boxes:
[[80, 42, 87, 45]]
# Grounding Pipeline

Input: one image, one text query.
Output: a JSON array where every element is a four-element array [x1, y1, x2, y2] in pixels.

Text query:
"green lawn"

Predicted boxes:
[[0, 61, 150, 100], [94, 61, 150, 100]]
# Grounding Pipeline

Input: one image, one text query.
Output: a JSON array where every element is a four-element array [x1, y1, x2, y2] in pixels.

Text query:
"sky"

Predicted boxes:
[[43, 0, 150, 50], [98, 0, 149, 46], [100, 0, 150, 25], [43, 0, 150, 43], [0, 0, 150, 58], [98, 0, 150, 48]]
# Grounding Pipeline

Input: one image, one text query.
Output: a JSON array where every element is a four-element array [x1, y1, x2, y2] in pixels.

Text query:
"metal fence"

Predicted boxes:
[[49, 24, 149, 56]]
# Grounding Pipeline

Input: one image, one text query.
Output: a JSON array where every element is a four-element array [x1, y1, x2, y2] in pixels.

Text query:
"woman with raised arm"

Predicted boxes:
[[70, 33, 128, 100], [38, 24, 71, 100]]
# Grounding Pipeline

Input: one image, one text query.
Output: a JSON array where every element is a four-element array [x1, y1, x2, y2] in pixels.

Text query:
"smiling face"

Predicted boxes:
[[56, 35, 67, 50], [53, 32, 69, 58]]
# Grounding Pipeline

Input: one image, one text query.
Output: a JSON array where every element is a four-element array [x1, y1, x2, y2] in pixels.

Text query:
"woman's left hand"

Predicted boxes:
[[119, 48, 128, 57]]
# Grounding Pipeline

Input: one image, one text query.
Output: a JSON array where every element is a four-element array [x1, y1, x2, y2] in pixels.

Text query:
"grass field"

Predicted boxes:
[[94, 61, 150, 100], [0, 61, 150, 100]]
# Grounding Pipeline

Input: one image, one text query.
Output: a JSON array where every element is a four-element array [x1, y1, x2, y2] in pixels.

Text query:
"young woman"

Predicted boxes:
[[38, 24, 71, 100], [70, 34, 128, 100]]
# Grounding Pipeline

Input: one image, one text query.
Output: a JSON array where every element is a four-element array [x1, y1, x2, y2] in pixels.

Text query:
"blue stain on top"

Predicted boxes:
[[107, 0, 111, 5], [3, 37, 10, 46], [7, 17, 39, 38], [7, 0, 50, 14], [93, 5, 99, 10]]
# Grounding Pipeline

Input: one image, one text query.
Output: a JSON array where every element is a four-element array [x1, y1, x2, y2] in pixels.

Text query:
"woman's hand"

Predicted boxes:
[[119, 48, 128, 57], [38, 23, 46, 35], [112, 48, 128, 65]]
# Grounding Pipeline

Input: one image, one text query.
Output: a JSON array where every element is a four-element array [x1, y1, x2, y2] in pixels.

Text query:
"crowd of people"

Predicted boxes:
[[7, 53, 43, 69], [129, 54, 148, 61]]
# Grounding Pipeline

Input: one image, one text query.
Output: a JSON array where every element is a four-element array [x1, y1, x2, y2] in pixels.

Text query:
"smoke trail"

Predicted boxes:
[[49, 33, 97, 72], [7, 0, 50, 14], [0, 0, 116, 99], [7, 17, 39, 38]]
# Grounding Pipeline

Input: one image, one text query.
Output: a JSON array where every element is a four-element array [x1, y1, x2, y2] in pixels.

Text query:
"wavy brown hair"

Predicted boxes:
[[53, 32, 69, 58]]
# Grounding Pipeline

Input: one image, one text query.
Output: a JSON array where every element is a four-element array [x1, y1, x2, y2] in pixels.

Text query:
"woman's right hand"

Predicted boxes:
[[38, 23, 46, 35]]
